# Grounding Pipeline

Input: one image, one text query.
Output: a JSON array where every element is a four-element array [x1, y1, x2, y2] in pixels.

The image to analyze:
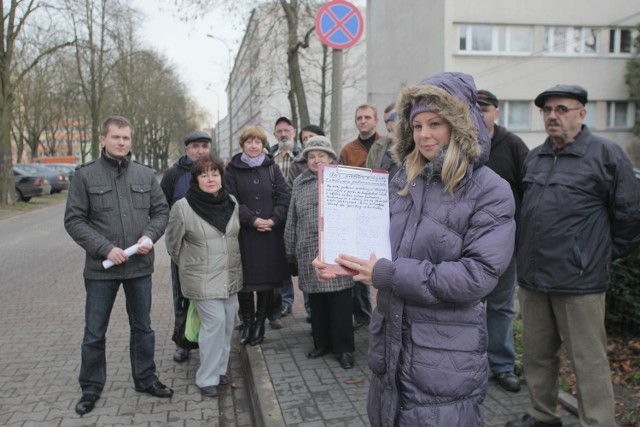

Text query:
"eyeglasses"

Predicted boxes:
[[540, 105, 583, 116]]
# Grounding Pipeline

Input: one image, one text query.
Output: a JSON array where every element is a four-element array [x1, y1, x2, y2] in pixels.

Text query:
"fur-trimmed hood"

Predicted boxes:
[[391, 72, 490, 169]]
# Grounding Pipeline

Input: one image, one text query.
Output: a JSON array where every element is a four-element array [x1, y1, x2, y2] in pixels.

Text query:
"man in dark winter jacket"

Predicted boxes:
[[65, 116, 172, 416], [507, 85, 640, 427], [160, 130, 211, 362], [477, 90, 529, 393]]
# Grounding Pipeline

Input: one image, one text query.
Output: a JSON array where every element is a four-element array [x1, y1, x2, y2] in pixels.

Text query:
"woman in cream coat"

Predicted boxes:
[[165, 154, 242, 398]]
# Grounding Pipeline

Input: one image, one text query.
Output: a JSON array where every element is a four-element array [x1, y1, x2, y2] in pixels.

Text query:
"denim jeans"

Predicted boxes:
[[280, 277, 294, 309], [486, 255, 517, 374], [79, 275, 158, 395], [352, 281, 372, 323]]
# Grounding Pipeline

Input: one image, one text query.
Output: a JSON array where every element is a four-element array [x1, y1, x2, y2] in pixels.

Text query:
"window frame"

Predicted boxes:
[[609, 28, 636, 56], [543, 26, 599, 56], [497, 101, 532, 131], [458, 24, 533, 56], [606, 101, 631, 129]]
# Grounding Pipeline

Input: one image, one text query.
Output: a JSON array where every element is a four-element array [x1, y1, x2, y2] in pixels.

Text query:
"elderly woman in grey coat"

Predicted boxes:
[[165, 155, 242, 398], [314, 73, 516, 426], [284, 136, 356, 369]]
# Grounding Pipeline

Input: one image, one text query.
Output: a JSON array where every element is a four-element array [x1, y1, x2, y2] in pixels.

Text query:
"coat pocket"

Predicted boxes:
[[367, 310, 387, 375], [409, 320, 483, 398], [89, 185, 113, 212], [131, 184, 151, 209]]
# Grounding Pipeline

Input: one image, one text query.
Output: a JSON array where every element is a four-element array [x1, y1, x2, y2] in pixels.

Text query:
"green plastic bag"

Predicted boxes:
[[185, 300, 201, 343]]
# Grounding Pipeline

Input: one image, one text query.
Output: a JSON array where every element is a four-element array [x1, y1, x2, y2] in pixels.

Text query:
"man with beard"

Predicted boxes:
[[161, 130, 211, 362], [268, 116, 298, 326]]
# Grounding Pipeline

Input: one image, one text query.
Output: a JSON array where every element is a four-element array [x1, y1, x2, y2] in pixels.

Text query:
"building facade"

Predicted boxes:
[[218, 4, 367, 162], [366, 0, 639, 159]]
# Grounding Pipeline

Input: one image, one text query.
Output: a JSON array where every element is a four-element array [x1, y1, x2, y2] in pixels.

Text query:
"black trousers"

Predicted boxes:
[[309, 288, 355, 354]]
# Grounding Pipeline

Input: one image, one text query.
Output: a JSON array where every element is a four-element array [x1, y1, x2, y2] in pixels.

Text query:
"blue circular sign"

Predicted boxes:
[[315, 0, 363, 50]]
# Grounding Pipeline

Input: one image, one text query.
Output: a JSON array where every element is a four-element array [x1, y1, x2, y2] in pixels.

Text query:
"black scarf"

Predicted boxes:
[[185, 181, 235, 234]]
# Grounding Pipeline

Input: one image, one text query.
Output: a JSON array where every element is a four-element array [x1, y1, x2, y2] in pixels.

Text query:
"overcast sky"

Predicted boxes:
[[132, 0, 367, 129], [133, 1, 243, 128]]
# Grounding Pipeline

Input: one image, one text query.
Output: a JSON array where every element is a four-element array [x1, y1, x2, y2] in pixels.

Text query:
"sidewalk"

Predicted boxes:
[[242, 282, 582, 427]]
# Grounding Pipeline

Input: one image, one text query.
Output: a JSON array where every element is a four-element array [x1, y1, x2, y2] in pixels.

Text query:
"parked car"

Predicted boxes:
[[46, 163, 78, 181], [14, 163, 69, 194], [13, 166, 51, 202]]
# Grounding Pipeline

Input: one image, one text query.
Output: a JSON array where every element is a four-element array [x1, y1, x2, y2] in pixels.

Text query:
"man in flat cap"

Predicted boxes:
[[507, 85, 640, 427], [477, 89, 529, 394], [161, 130, 212, 363]]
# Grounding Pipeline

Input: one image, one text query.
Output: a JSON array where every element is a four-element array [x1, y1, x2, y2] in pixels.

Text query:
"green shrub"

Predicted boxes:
[[607, 248, 640, 336]]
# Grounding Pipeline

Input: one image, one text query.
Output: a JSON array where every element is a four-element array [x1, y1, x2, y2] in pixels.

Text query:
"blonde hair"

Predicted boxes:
[[238, 125, 268, 149]]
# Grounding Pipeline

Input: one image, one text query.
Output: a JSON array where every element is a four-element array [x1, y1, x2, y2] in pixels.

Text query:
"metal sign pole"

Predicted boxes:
[[330, 48, 343, 154]]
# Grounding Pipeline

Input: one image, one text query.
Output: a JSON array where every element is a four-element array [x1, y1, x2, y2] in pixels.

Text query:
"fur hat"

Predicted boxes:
[[392, 72, 489, 168]]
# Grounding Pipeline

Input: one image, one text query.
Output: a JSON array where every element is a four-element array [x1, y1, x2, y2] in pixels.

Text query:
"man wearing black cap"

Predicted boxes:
[[160, 130, 211, 362], [477, 89, 529, 394], [507, 85, 640, 427]]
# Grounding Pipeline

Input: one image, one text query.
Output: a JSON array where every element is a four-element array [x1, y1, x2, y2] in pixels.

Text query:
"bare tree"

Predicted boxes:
[[63, 0, 131, 160], [14, 52, 58, 160], [111, 24, 197, 171], [172, 0, 322, 128], [0, 0, 74, 205]]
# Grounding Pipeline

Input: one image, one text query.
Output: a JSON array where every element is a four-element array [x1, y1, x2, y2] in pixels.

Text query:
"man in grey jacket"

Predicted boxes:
[[507, 86, 640, 427], [65, 116, 172, 416]]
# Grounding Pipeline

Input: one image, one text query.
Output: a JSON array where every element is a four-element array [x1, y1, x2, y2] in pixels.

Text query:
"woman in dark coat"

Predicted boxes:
[[314, 72, 516, 426], [225, 125, 291, 346]]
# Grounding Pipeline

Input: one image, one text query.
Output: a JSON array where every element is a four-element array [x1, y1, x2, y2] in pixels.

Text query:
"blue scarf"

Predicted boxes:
[[241, 152, 266, 167]]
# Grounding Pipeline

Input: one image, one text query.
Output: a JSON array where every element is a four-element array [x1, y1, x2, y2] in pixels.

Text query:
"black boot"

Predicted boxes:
[[238, 292, 255, 346], [250, 290, 271, 346]]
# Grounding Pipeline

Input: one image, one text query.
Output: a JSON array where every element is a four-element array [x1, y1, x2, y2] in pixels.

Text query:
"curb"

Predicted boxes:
[[241, 342, 286, 427], [559, 390, 579, 416]]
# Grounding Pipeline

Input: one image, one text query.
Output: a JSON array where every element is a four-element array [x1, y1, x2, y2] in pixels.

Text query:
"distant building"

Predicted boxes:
[[367, 0, 639, 159], [218, 4, 367, 160]]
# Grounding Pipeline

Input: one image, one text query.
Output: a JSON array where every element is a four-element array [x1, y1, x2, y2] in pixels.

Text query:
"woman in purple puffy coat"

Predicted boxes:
[[314, 72, 516, 426]]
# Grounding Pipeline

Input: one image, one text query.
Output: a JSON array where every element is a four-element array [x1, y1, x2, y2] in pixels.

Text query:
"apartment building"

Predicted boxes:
[[366, 0, 639, 157], [220, 4, 367, 162]]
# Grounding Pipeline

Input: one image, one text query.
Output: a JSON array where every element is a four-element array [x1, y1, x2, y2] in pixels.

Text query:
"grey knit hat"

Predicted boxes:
[[302, 136, 337, 160]]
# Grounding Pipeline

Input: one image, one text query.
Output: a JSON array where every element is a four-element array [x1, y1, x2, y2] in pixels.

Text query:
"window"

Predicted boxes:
[[607, 102, 629, 128], [498, 102, 531, 130], [582, 103, 596, 129], [458, 25, 532, 55], [609, 28, 633, 54], [544, 27, 598, 55]]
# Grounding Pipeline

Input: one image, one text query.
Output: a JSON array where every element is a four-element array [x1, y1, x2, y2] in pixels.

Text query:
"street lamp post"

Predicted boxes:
[[206, 34, 234, 160], [206, 34, 232, 76]]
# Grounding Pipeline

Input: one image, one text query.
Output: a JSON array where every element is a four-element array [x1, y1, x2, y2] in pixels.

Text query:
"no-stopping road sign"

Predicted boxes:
[[315, 0, 363, 50]]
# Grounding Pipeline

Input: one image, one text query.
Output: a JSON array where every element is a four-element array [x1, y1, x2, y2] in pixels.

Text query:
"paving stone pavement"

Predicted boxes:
[[0, 202, 253, 427], [0, 201, 581, 426], [250, 285, 581, 427]]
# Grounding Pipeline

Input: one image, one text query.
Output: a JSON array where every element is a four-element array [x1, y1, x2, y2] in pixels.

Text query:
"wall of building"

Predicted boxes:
[[219, 4, 368, 156], [367, 0, 639, 154]]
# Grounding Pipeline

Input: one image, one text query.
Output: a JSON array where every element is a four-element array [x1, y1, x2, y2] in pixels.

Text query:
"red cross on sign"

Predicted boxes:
[[315, 0, 364, 50]]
